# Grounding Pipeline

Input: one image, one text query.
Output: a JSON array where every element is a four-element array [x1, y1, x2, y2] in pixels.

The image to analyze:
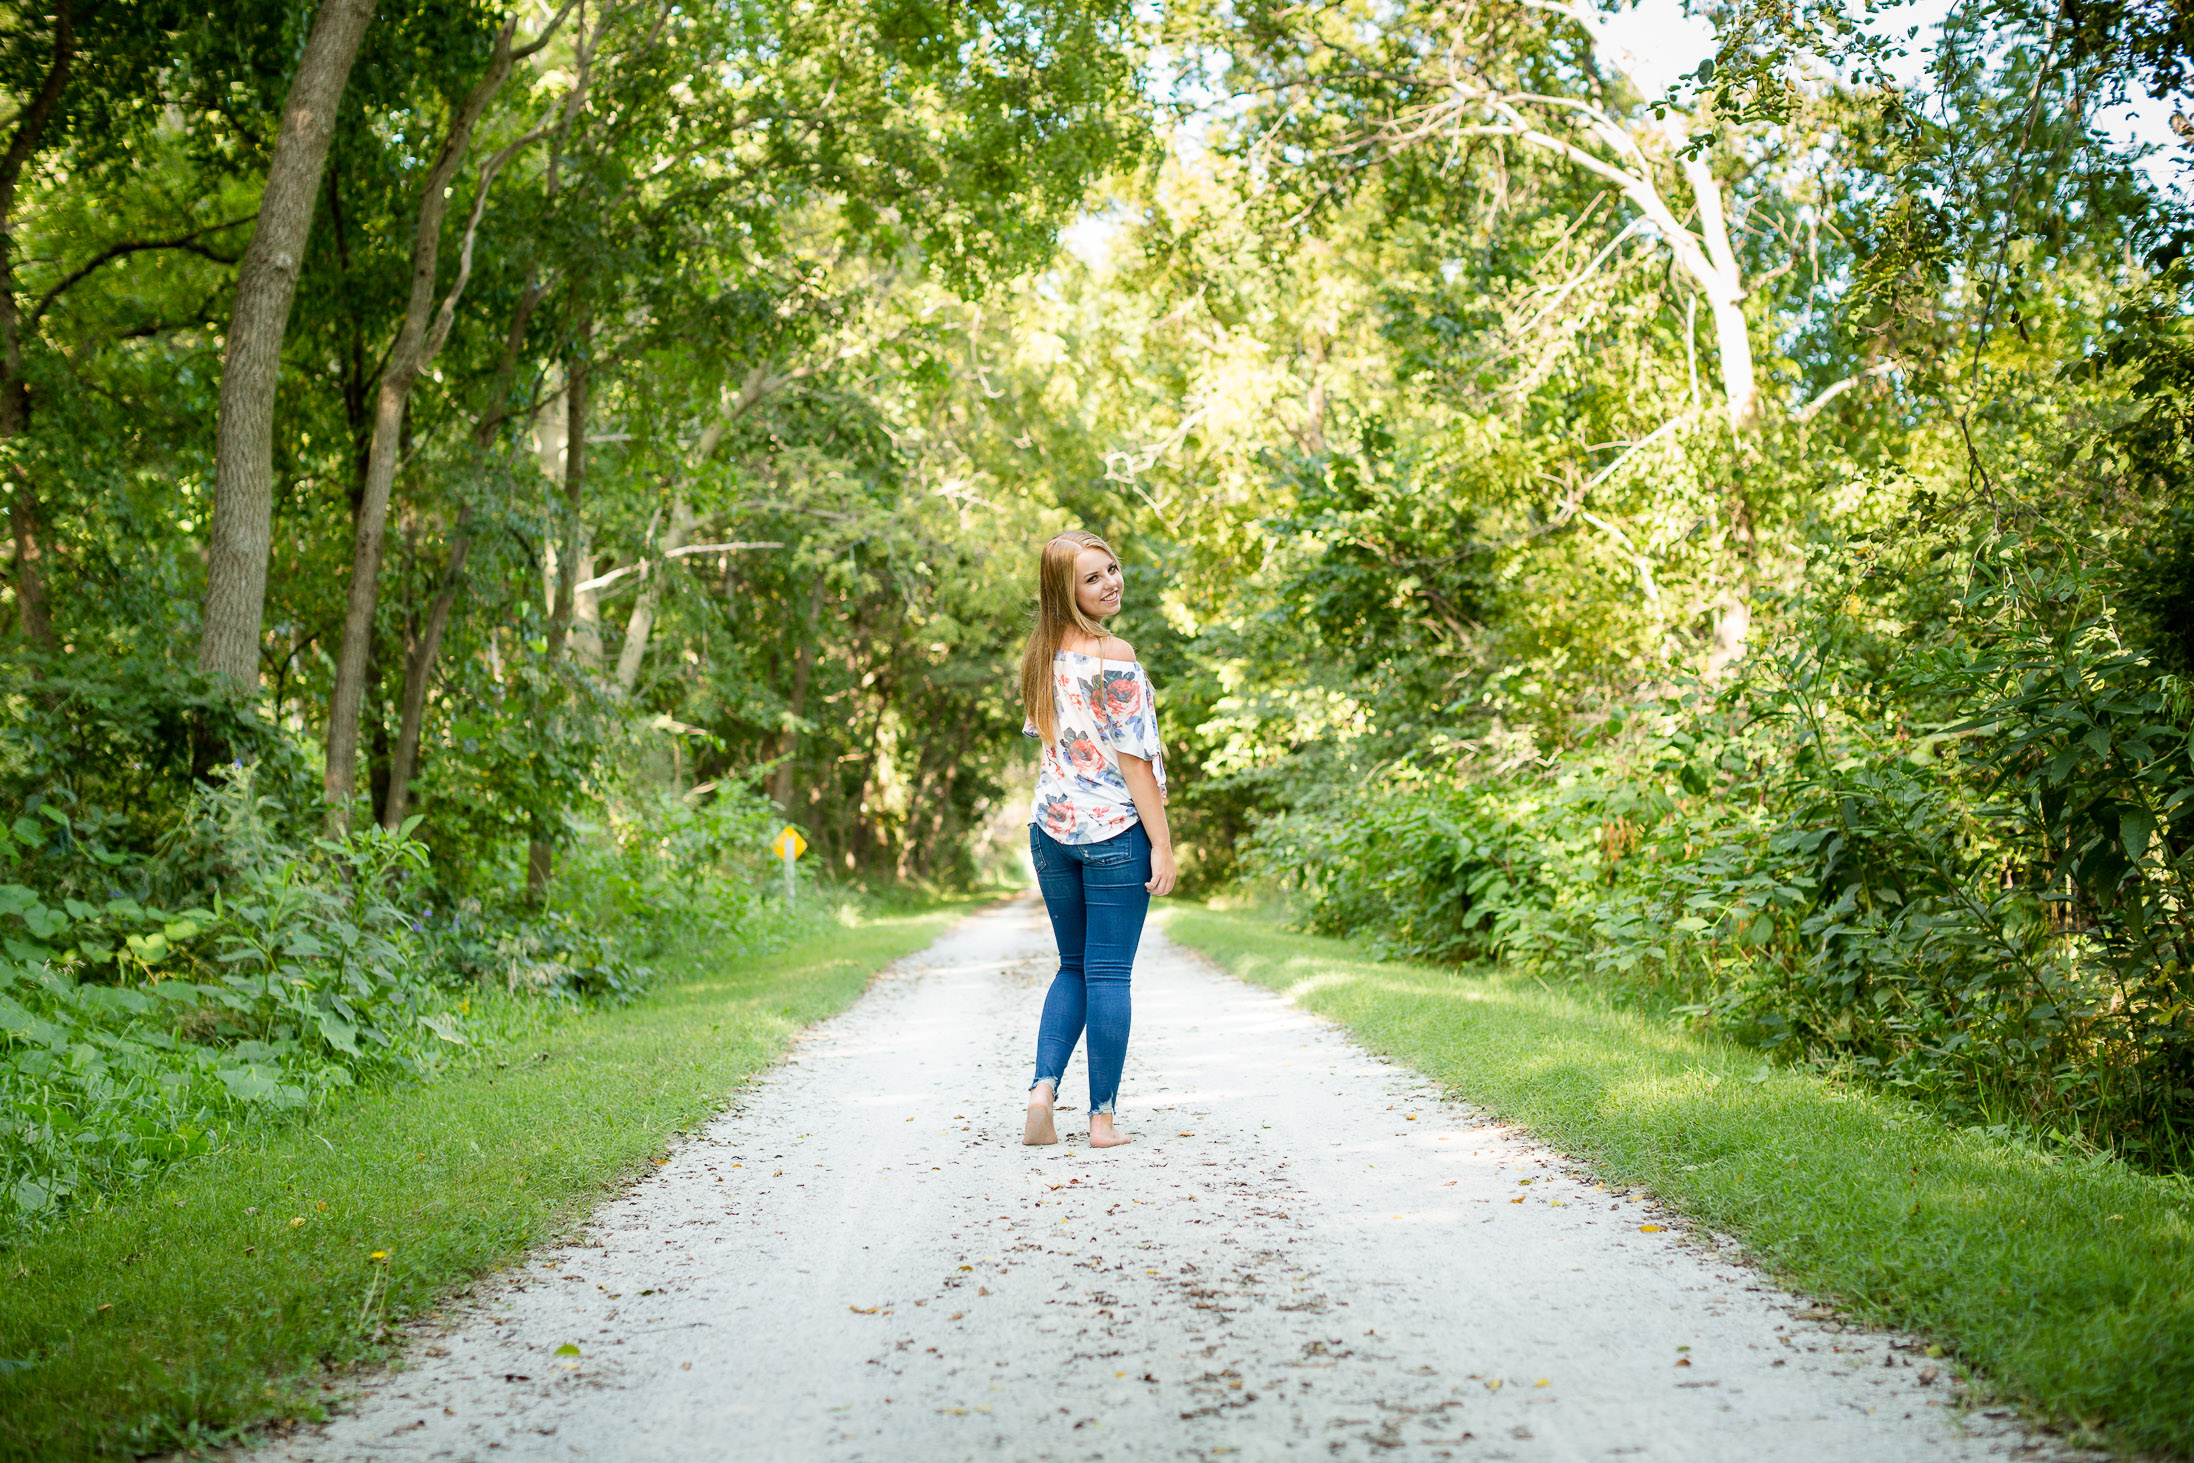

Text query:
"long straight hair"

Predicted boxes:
[[1019, 529, 1118, 742]]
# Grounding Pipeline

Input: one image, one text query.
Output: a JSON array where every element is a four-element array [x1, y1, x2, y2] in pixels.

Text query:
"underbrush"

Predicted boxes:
[[0, 703, 804, 1237], [1249, 500, 2194, 1169]]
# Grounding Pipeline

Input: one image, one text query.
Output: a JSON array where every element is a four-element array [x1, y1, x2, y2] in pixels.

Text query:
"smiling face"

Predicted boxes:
[[1073, 546, 1123, 622]]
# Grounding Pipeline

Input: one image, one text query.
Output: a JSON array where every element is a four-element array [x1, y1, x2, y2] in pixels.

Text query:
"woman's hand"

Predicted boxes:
[[1146, 843, 1178, 897]]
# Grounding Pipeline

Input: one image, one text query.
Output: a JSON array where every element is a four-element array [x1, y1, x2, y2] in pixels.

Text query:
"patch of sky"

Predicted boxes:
[[1636, 0, 2183, 196]]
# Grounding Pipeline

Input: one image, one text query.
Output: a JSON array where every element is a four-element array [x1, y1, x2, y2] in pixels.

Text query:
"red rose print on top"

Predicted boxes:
[[1061, 730, 1106, 777], [1039, 796, 1078, 838]]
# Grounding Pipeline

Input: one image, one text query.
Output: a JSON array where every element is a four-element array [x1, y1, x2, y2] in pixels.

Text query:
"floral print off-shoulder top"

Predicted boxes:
[[1025, 649, 1167, 845]]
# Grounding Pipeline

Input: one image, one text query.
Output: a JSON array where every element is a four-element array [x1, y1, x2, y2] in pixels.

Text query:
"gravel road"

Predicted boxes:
[[262, 899, 2057, 1462]]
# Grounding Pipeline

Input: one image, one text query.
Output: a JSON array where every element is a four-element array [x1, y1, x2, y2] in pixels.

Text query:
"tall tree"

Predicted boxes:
[[322, 6, 571, 827], [197, 0, 378, 688]]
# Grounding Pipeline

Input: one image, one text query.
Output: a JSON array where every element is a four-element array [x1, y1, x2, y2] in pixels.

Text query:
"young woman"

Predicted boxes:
[[1019, 529, 1176, 1150]]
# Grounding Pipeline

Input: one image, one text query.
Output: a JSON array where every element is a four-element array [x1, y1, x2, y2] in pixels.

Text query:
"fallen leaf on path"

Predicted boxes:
[[1484, 1379, 1503, 1391], [849, 1305, 879, 1314], [1179, 1132, 1194, 1137], [1443, 1181, 1456, 1187], [1639, 1224, 1664, 1232], [1534, 1379, 1550, 1388], [1510, 1198, 1524, 1204]]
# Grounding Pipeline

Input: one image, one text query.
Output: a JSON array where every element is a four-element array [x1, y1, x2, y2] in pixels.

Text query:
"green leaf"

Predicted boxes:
[[316, 1012, 360, 1057], [215, 1065, 280, 1103], [419, 1013, 469, 1047], [2121, 806, 2157, 863]]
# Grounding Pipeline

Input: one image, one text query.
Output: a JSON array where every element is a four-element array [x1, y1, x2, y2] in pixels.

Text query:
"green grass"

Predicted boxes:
[[0, 902, 967, 1462], [1165, 905, 2194, 1457]]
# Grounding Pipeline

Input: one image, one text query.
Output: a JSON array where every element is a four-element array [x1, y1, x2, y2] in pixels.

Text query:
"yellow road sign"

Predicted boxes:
[[772, 826, 808, 861]]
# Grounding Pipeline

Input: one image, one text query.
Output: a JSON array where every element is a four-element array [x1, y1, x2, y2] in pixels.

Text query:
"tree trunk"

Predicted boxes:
[[380, 272, 543, 831], [543, 295, 591, 664], [0, 0, 72, 431], [7, 470, 52, 653], [0, 4, 76, 661], [199, 0, 380, 688], [614, 495, 695, 692], [1680, 155, 1758, 432], [324, 14, 527, 826], [366, 647, 392, 820], [382, 510, 470, 829], [767, 576, 823, 808], [570, 528, 603, 670], [531, 291, 591, 897]]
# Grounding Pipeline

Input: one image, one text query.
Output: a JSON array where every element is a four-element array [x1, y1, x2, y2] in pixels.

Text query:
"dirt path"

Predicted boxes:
[[264, 900, 2055, 1462]]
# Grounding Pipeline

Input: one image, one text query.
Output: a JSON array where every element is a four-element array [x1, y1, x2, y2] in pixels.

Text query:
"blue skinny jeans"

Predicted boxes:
[[1029, 821, 1151, 1115]]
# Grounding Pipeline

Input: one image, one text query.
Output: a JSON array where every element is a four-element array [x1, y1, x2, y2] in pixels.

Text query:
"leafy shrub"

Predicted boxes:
[[0, 654, 798, 1234], [1251, 504, 2194, 1168], [0, 770, 471, 1229]]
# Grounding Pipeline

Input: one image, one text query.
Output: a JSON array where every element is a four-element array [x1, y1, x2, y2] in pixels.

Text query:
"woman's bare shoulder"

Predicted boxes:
[[1060, 633, 1139, 663]]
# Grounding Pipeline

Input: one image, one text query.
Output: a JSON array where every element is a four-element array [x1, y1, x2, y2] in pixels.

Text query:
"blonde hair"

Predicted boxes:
[[1019, 529, 1118, 742]]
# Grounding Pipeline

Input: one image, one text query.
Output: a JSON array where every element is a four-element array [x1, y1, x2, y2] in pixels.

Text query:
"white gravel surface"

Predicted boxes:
[[261, 898, 2061, 1462]]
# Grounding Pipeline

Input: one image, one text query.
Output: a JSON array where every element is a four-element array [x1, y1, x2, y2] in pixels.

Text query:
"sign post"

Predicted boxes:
[[770, 825, 807, 905]]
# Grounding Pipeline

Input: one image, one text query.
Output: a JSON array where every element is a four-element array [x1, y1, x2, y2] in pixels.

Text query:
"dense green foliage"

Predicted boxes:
[[958, 0, 2194, 1173], [0, 0, 1141, 1234]]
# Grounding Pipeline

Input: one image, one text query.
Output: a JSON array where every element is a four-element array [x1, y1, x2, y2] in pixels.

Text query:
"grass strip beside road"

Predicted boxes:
[[0, 904, 965, 1462], [1164, 906, 2194, 1456]]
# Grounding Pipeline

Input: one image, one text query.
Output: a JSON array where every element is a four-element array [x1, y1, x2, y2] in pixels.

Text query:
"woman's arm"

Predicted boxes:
[[1117, 753, 1176, 897]]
